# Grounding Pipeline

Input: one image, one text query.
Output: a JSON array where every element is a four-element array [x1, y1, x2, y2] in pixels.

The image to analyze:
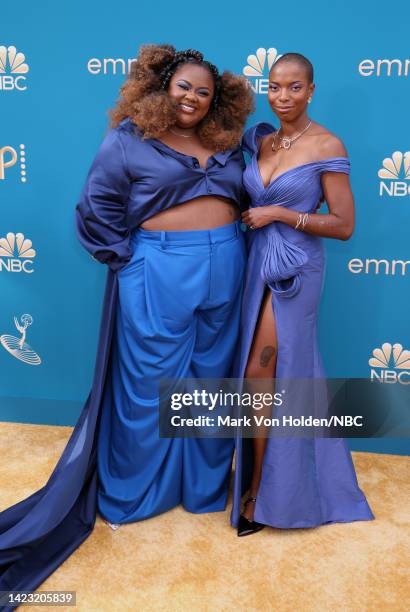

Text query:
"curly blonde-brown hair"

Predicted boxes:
[[110, 44, 255, 151]]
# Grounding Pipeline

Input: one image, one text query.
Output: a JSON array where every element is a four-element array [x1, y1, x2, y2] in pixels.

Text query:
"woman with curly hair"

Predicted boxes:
[[0, 44, 254, 595]]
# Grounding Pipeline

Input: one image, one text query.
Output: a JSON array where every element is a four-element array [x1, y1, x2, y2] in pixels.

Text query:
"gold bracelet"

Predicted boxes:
[[295, 213, 303, 230], [301, 213, 309, 229]]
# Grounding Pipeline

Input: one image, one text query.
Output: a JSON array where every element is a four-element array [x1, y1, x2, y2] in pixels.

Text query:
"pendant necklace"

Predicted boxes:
[[272, 121, 312, 151]]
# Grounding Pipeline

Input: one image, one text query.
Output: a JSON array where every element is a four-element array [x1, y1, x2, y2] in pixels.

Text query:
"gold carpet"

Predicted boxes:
[[0, 422, 409, 611]]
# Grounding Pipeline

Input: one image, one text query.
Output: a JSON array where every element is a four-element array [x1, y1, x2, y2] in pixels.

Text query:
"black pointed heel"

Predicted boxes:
[[237, 496, 265, 537]]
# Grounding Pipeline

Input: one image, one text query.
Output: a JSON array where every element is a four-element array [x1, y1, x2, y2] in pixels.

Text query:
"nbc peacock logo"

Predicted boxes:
[[0, 233, 36, 274], [378, 151, 410, 197], [0, 314, 41, 365], [242, 48, 281, 94], [369, 342, 410, 384], [0, 46, 29, 91]]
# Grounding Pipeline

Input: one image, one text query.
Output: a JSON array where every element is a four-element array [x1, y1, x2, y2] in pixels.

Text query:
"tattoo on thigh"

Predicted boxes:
[[260, 345, 276, 368]]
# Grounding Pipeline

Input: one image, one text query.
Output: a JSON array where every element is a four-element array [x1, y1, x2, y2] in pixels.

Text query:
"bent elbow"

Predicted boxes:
[[339, 226, 354, 241], [338, 223, 354, 241], [342, 230, 353, 241]]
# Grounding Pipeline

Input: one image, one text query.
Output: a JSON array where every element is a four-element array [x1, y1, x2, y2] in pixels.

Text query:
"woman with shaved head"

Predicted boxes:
[[232, 52, 374, 536]]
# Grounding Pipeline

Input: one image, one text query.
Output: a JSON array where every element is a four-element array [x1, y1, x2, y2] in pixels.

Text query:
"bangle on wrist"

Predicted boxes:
[[295, 213, 303, 230], [295, 212, 309, 231]]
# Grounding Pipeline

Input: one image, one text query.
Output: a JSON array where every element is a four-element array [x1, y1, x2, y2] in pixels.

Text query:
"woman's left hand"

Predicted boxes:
[[241, 206, 278, 229]]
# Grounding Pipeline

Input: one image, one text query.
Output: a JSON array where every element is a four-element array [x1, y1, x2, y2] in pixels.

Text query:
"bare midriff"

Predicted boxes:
[[140, 195, 240, 231]]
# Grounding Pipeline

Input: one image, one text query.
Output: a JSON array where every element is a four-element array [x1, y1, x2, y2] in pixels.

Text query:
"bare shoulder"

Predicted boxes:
[[313, 125, 348, 158]]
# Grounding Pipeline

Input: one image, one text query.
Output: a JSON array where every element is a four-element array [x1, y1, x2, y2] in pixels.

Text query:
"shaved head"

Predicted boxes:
[[271, 53, 314, 83]]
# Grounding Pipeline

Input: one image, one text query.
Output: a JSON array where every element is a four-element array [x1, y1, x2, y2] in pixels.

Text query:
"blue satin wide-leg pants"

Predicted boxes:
[[97, 221, 246, 523]]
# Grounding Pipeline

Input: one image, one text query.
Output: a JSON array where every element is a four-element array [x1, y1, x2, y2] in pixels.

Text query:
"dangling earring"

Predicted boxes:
[[308, 97, 312, 104]]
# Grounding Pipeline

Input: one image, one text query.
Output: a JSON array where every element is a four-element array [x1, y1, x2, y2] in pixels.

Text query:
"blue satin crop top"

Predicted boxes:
[[76, 117, 247, 271]]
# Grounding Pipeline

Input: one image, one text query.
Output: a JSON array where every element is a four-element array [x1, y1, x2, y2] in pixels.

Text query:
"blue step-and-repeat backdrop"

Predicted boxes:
[[1, 1, 409, 455]]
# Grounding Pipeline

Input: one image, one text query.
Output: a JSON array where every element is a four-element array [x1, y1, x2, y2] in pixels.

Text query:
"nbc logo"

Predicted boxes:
[[0, 46, 29, 91], [369, 342, 410, 384], [0, 314, 41, 365], [0, 233, 36, 274], [242, 48, 281, 94], [378, 151, 410, 197]]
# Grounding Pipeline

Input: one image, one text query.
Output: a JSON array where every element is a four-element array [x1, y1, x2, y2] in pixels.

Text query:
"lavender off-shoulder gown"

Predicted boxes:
[[231, 123, 375, 529]]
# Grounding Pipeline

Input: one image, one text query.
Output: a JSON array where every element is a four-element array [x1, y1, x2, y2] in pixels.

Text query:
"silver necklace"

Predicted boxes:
[[272, 121, 312, 151], [170, 128, 195, 138]]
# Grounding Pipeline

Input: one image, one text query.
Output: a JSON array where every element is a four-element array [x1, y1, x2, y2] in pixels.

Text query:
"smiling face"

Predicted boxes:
[[167, 62, 215, 129], [268, 60, 314, 122]]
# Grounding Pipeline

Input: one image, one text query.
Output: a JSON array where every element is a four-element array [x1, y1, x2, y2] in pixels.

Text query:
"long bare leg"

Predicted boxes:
[[242, 287, 277, 521]]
